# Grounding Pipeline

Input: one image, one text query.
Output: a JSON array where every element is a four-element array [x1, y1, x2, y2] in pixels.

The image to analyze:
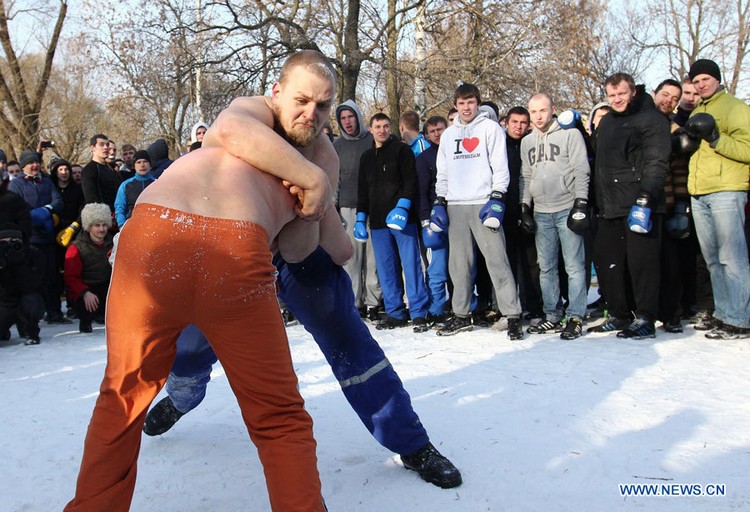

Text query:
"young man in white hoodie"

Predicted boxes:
[[432, 83, 523, 339], [520, 93, 591, 340]]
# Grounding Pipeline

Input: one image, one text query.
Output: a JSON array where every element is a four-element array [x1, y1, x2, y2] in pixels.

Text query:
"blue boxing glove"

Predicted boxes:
[[422, 225, 445, 249], [30, 206, 54, 233], [479, 191, 505, 230], [557, 109, 581, 129], [628, 192, 653, 234], [429, 197, 449, 232], [385, 198, 411, 230], [353, 212, 368, 242]]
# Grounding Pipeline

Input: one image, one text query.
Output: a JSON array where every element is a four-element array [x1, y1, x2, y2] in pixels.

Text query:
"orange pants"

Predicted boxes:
[[65, 204, 324, 512]]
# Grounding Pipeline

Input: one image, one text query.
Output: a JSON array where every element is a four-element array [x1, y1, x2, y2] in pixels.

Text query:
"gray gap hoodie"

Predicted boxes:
[[519, 120, 590, 213]]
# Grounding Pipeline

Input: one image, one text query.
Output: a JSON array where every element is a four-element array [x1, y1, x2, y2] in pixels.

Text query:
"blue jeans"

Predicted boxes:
[[691, 192, 750, 328], [370, 224, 429, 319], [534, 209, 587, 320]]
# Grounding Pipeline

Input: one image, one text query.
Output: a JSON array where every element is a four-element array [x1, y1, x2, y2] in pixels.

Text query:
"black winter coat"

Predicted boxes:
[[0, 243, 45, 308], [594, 85, 671, 218], [357, 135, 418, 230]]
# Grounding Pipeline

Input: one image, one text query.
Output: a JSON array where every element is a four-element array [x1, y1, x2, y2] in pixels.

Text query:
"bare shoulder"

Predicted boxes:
[[217, 95, 275, 126], [313, 135, 340, 184]]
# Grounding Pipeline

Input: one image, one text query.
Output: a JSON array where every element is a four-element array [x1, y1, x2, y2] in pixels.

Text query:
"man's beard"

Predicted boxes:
[[272, 106, 317, 148]]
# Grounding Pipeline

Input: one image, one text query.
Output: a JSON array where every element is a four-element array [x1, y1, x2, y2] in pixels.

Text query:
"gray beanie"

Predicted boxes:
[[81, 203, 113, 231], [19, 150, 39, 169]]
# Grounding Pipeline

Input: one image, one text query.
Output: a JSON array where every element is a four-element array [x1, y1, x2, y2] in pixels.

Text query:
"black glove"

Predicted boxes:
[[518, 203, 536, 234], [566, 198, 590, 234], [670, 130, 701, 158], [685, 113, 719, 146], [665, 202, 691, 239]]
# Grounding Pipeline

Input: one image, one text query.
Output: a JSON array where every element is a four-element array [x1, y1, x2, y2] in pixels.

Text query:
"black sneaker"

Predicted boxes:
[[617, 317, 656, 339], [704, 323, 750, 340], [281, 308, 297, 326], [366, 306, 381, 322], [527, 318, 561, 334], [587, 316, 631, 333], [412, 317, 429, 333], [507, 317, 524, 340], [46, 314, 72, 325], [357, 306, 367, 318], [436, 316, 473, 336], [376, 316, 408, 330], [663, 317, 683, 333], [79, 321, 93, 334], [143, 397, 185, 436], [400, 442, 462, 489], [471, 311, 491, 328], [560, 317, 583, 340], [693, 311, 720, 331], [24, 335, 41, 345], [586, 297, 606, 318], [427, 313, 447, 329]]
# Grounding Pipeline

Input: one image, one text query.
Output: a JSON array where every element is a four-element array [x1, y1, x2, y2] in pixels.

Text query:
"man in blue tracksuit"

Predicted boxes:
[[144, 246, 462, 489], [355, 113, 430, 332]]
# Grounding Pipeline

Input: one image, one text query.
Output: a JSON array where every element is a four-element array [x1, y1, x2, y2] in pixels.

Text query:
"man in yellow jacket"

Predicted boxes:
[[684, 58, 750, 340]]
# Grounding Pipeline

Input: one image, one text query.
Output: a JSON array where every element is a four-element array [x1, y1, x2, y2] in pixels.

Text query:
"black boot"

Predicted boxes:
[[143, 397, 185, 436], [507, 317, 524, 340], [400, 442, 462, 489]]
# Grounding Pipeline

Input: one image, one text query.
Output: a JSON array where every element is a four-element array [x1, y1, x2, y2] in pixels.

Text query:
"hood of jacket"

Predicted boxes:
[[451, 110, 493, 138], [588, 101, 610, 134], [612, 84, 653, 117], [147, 139, 170, 166], [335, 100, 368, 141], [190, 122, 209, 144]]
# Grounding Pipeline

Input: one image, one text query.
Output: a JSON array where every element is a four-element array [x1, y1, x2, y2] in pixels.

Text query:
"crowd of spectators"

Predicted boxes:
[[1, 58, 748, 346]]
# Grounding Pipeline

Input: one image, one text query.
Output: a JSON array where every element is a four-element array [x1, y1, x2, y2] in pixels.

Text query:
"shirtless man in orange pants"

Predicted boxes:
[[65, 50, 349, 512]]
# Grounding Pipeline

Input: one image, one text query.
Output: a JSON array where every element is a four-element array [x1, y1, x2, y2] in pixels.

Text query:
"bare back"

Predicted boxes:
[[136, 147, 297, 243]]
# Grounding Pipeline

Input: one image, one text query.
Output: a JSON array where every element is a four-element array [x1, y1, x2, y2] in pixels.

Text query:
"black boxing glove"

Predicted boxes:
[[685, 113, 719, 146]]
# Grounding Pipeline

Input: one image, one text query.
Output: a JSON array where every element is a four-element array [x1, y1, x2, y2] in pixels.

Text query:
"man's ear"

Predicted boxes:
[[271, 81, 282, 98]]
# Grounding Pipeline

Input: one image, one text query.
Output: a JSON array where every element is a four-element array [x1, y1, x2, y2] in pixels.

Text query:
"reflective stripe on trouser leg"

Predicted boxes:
[[277, 247, 430, 455]]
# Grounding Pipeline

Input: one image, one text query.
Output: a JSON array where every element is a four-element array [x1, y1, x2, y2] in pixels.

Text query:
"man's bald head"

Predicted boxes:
[[279, 50, 336, 89]]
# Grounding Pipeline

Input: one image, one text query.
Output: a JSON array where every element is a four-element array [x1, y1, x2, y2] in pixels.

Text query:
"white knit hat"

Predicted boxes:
[[81, 203, 113, 231]]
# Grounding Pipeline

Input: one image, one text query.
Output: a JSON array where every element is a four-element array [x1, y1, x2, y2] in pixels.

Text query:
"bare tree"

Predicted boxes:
[[0, 0, 67, 155], [628, 0, 749, 95]]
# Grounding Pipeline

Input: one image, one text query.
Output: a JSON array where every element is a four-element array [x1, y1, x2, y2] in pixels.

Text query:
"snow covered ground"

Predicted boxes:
[[2, 312, 749, 511]]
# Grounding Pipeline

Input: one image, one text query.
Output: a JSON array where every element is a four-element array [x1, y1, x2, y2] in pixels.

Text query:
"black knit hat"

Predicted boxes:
[[688, 59, 721, 82], [50, 159, 72, 176], [133, 149, 151, 164]]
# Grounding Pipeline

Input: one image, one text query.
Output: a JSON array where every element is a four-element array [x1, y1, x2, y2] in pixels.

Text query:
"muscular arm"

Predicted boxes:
[[276, 138, 353, 265], [202, 96, 332, 220]]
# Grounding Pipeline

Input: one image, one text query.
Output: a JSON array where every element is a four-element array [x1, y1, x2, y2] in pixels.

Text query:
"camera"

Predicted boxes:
[[40, 140, 56, 149], [0, 237, 24, 269]]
